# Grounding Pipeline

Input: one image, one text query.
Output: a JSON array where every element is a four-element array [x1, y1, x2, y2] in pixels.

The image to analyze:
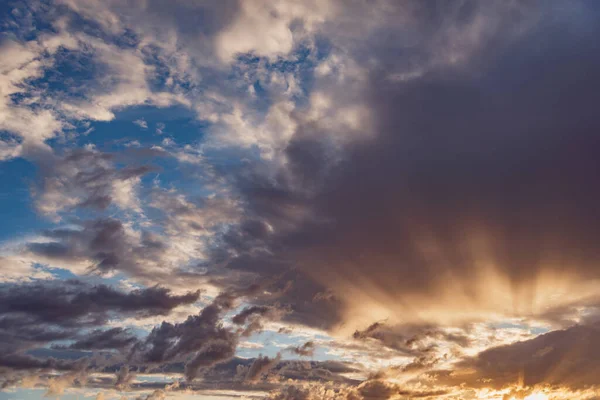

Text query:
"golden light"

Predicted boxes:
[[524, 393, 548, 400]]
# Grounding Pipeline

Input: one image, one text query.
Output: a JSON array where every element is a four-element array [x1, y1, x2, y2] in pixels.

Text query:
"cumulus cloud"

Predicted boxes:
[[133, 119, 148, 129], [33, 148, 152, 218], [132, 292, 238, 381], [244, 353, 281, 382], [0, 280, 199, 355]]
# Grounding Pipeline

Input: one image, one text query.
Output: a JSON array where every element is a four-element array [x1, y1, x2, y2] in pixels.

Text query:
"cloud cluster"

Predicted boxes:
[[437, 322, 600, 391], [0, 280, 199, 353], [33, 148, 152, 218], [132, 292, 237, 381], [201, 0, 600, 335]]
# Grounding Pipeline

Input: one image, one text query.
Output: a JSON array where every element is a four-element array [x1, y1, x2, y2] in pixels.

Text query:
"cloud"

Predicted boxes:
[[287, 341, 315, 357], [0, 353, 79, 373], [436, 322, 600, 391], [352, 322, 470, 357], [133, 119, 148, 129], [132, 292, 238, 381], [244, 353, 281, 382], [115, 365, 136, 390], [62, 328, 138, 351], [33, 148, 153, 218], [200, 0, 600, 335], [0, 280, 199, 354], [0, 36, 64, 159]]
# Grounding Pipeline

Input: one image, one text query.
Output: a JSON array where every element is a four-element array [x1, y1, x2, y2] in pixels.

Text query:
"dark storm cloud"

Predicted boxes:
[[132, 292, 237, 381], [0, 280, 199, 325], [206, 0, 600, 330], [435, 322, 600, 391], [0, 289, 248, 385], [0, 280, 199, 354]]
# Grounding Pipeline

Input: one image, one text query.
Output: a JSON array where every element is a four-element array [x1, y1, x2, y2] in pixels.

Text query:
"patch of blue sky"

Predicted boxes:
[[530, 326, 549, 335], [236, 327, 339, 362], [490, 322, 526, 330], [27, 348, 92, 362], [236, 330, 282, 359], [24, 264, 133, 292], [83, 105, 202, 149], [1, 1, 54, 42], [490, 321, 549, 335], [31, 46, 100, 102], [0, 388, 46, 400], [43, 266, 78, 280], [72, 104, 217, 203], [230, 45, 324, 109], [0, 157, 50, 241], [0, 388, 119, 400]]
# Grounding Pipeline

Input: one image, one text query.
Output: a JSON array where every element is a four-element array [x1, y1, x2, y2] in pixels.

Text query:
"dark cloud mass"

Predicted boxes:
[[132, 292, 238, 380], [436, 322, 600, 391], [212, 0, 600, 330], [0, 280, 199, 354]]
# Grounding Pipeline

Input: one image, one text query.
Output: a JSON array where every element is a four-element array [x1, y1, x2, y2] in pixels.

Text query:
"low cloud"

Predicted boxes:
[[436, 322, 600, 391]]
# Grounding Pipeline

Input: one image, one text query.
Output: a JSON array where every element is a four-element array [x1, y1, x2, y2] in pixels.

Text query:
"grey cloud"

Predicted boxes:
[[63, 328, 138, 351], [26, 218, 171, 277], [0, 353, 79, 373], [232, 306, 273, 325], [205, 0, 600, 331], [184, 339, 237, 381], [435, 322, 600, 391], [287, 341, 315, 358], [115, 365, 136, 390], [133, 292, 237, 381], [244, 354, 281, 382], [203, 357, 358, 387], [34, 148, 153, 217], [0, 280, 199, 355], [231, 304, 290, 337], [0, 280, 199, 326]]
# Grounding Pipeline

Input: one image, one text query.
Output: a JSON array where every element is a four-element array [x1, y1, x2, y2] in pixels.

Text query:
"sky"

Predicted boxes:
[[1, 0, 600, 399]]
